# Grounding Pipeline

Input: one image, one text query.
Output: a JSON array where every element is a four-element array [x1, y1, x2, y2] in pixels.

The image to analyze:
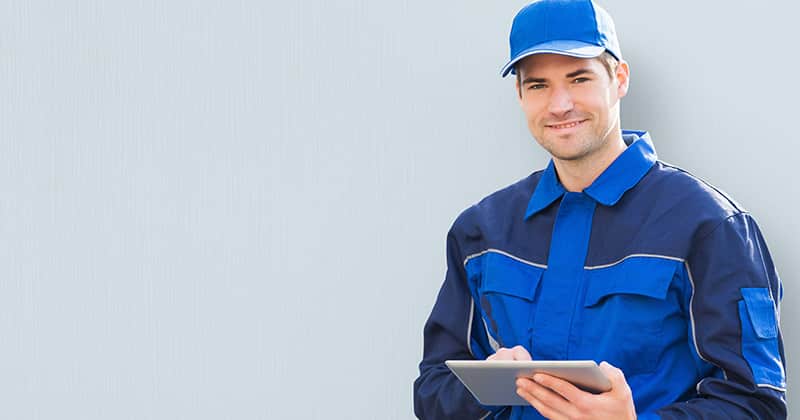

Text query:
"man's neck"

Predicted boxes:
[[552, 136, 627, 193]]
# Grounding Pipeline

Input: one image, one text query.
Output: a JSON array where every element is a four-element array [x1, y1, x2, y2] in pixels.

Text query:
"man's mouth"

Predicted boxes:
[[546, 119, 587, 129]]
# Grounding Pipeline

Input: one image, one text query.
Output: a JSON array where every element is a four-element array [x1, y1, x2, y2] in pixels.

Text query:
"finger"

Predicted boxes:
[[487, 347, 512, 361], [516, 381, 570, 420], [532, 373, 587, 405], [517, 377, 579, 419], [510, 345, 532, 361]]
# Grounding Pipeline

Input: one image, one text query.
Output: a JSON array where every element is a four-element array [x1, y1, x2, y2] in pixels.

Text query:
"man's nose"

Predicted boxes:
[[547, 86, 574, 116]]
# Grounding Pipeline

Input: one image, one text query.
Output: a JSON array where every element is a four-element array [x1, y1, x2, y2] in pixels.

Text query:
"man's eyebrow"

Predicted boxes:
[[521, 68, 598, 84], [565, 68, 596, 78], [521, 77, 547, 85]]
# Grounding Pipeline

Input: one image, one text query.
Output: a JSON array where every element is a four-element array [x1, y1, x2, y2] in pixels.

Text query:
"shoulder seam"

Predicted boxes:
[[695, 212, 750, 244], [658, 160, 746, 213]]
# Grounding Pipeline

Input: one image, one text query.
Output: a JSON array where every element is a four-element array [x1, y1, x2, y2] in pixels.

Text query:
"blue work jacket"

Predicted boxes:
[[414, 131, 786, 419]]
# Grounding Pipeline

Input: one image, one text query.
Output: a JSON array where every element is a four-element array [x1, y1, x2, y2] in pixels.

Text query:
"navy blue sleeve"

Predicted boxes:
[[413, 222, 503, 419], [657, 213, 787, 419]]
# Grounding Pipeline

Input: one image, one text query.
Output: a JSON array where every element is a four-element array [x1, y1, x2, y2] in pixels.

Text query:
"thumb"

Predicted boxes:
[[598, 361, 627, 389]]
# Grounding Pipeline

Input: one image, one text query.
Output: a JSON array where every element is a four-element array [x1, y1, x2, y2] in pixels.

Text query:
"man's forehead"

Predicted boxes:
[[516, 53, 604, 77]]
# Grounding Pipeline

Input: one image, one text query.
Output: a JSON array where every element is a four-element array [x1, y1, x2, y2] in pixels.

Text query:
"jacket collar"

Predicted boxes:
[[524, 130, 657, 219]]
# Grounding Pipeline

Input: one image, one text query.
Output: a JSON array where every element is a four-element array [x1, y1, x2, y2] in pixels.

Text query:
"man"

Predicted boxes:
[[413, 1, 787, 419]]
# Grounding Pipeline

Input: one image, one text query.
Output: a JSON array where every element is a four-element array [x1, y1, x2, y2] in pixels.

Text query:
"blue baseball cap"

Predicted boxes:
[[501, 0, 622, 77]]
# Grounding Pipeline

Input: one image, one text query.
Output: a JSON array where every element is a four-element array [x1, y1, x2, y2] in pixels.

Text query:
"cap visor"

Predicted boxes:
[[500, 41, 606, 77]]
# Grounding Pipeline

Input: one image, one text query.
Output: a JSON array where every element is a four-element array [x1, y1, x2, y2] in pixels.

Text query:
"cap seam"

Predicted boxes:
[[589, 0, 601, 45]]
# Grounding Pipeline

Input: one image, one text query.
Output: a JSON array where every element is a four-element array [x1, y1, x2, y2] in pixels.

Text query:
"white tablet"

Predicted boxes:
[[445, 360, 611, 406]]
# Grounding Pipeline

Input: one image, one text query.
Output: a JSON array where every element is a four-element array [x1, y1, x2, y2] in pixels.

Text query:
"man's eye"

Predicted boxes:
[[573, 77, 590, 83], [528, 84, 546, 90]]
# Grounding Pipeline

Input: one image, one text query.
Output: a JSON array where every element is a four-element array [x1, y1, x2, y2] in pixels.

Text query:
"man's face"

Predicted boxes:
[[515, 53, 629, 163]]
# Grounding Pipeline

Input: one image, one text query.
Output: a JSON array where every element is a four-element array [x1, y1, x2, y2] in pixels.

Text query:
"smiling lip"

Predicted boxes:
[[546, 119, 587, 129]]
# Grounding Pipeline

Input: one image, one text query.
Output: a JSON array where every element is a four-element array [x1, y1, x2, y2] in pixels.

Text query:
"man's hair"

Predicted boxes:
[[515, 51, 619, 97]]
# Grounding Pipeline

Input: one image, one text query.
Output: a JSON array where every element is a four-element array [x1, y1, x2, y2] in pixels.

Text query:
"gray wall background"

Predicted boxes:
[[0, 1, 796, 418]]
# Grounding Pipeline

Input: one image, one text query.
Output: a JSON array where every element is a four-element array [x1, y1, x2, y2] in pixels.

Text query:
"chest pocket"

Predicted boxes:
[[579, 257, 681, 376], [478, 252, 545, 349]]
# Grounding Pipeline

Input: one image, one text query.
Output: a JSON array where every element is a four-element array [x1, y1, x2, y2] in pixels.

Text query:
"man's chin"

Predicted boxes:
[[552, 153, 588, 162], [544, 146, 591, 162], [538, 137, 598, 162]]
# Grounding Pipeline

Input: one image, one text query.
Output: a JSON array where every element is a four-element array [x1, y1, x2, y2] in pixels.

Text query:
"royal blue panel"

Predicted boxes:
[[578, 257, 681, 377], [739, 288, 785, 388], [482, 253, 544, 300], [473, 252, 545, 350], [584, 257, 678, 306]]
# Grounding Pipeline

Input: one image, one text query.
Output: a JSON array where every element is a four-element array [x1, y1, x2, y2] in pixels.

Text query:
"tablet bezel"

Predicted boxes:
[[445, 360, 612, 406]]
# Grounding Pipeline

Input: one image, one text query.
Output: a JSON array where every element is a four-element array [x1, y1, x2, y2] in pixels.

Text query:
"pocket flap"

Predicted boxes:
[[481, 252, 545, 301], [584, 257, 679, 307], [741, 288, 778, 339]]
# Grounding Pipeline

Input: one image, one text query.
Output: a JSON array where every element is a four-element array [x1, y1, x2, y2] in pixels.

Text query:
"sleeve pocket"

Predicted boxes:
[[741, 288, 778, 339], [739, 287, 785, 388]]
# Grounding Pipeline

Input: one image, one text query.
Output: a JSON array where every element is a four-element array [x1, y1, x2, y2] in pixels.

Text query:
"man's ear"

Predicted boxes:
[[615, 60, 630, 99]]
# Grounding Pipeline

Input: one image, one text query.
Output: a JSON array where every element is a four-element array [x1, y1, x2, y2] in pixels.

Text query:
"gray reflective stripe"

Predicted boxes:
[[478, 411, 493, 420], [483, 317, 500, 353], [698, 381, 787, 396], [584, 253, 685, 270], [463, 248, 547, 269], [467, 298, 500, 355], [764, 273, 780, 315], [467, 298, 475, 358], [685, 261, 729, 381], [758, 383, 787, 392]]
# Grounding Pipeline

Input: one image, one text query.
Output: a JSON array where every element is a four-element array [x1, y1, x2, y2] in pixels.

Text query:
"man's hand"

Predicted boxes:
[[515, 361, 636, 420], [487, 345, 532, 361]]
